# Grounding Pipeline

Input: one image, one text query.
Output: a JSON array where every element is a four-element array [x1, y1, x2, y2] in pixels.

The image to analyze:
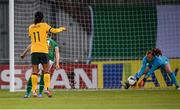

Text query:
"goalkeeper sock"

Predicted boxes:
[[44, 73, 50, 90], [26, 77, 32, 95], [39, 74, 44, 94], [31, 74, 38, 92], [169, 72, 179, 87]]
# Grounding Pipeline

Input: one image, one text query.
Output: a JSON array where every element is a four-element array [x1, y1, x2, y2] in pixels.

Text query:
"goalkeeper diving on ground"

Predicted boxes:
[[123, 48, 180, 90]]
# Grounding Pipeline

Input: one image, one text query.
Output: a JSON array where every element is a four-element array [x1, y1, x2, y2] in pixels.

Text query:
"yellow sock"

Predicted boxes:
[[31, 74, 38, 92], [44, 73, 50, 90]]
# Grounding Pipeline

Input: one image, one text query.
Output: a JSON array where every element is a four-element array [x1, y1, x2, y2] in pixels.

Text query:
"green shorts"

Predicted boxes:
[[31, 53, 49, 65]]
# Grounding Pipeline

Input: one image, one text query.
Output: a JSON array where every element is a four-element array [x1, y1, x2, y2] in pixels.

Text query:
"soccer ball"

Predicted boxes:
[[127, 76, 136, 85]]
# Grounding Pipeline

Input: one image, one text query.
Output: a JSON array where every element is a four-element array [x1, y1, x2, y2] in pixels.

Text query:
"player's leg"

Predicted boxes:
[[164, 64, 179, 89], [41, 54, 52, 97], [38, 60, 54, 97], [47, 60, 53, 71], [37, 64, 44, 97], [31, 53, 40, 97], [24, 77, 32, 98], [43, 64, 52, 97], [31, 65, 39, 97], [38, 73, 44, 97]]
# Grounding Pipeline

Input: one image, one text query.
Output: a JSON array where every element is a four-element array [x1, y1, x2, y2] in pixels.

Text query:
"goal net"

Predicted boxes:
[[4, 0, 180, 91]]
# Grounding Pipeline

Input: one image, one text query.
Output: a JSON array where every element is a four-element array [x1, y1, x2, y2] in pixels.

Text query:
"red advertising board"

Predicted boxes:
[[0, 64, 97, 89]]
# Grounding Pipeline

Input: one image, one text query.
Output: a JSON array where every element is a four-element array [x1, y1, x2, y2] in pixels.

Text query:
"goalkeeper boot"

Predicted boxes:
[[124, 81, 130, 89], [32, 90, 38, 97], [44, 89, 52, 98]]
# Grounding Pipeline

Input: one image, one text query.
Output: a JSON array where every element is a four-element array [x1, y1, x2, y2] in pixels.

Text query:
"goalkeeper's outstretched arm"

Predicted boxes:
[[20, 44, 31, 59]]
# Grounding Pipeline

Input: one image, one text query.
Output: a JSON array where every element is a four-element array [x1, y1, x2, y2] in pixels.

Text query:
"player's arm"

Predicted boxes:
[[49, 27, 66, 33], [134, 57, 147, 79], [138, 64, 159, 87], [20, 44, 31, 59], [144, 64, 159, 79], [45, 23, 67, 34], [55, 47, 60, 69]]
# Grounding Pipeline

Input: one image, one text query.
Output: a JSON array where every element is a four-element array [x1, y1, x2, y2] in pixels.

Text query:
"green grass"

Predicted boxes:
[[0, 89, 180, 109]]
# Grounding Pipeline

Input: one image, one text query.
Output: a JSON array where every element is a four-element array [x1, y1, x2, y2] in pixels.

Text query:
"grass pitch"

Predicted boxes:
[[0, 89, 180, 109]]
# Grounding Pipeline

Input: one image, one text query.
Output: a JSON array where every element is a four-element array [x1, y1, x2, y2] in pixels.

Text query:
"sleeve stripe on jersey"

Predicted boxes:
[[49, 28, 52, 33]]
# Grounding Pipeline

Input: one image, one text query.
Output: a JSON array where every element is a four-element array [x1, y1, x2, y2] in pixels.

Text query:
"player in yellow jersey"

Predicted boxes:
[[29, 11, 66, 97]]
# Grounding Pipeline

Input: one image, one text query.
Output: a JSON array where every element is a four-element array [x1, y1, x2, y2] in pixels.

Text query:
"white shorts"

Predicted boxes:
[[38, 60, 54, 73]]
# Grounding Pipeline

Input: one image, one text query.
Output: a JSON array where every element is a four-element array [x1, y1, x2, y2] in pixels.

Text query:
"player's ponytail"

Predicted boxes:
[[34, 11, 43, 24], [152, 48, 162, 56]]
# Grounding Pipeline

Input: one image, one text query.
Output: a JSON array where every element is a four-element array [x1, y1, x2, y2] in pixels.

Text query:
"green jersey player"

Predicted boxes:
[[20, 37, 60, 98]]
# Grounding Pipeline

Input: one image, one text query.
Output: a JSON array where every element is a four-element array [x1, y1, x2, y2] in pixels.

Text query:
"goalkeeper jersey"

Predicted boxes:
[[135, 56, 163, 78], [47, 38, 58, 62], [135, 55, 170, 79]]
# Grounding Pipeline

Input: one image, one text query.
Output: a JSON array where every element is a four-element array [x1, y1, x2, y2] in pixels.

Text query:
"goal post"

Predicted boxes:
[[6, 0, 180, 91], [9, 0, 15, 92]]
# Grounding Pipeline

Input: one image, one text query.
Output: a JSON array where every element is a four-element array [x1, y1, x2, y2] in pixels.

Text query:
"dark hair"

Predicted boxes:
[[152, 48, 162, 56], [34, 11, 43, 24], [147, 51, 155, 57]]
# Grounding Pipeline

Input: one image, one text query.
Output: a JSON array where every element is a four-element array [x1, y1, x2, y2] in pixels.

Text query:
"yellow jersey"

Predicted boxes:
[[28, 22, 51, 53]]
